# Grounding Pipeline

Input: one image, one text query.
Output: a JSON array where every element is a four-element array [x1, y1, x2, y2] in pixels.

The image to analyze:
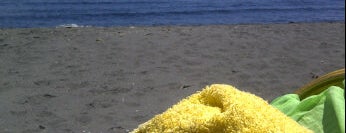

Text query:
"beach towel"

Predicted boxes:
[[271, 81, 345, 133], [131, 84, 311, 133]]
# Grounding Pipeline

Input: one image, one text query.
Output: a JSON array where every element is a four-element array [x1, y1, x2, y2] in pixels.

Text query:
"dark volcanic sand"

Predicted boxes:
[[0, 22, 345, 133]]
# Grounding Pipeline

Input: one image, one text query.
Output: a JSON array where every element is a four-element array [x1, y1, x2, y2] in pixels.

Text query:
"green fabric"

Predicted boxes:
[[323, 86, 345, 133], [271, 81, 345, 133]]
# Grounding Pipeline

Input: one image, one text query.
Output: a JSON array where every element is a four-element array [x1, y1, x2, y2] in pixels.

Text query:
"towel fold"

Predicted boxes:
[[132, 84, 311, 133]]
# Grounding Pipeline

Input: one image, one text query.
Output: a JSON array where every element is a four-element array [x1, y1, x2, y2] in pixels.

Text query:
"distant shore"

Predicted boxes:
[[0, 22, 345, 133]]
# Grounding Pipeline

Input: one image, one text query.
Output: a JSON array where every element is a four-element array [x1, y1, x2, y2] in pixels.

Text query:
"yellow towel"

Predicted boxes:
[[131, 84, 312, 133]]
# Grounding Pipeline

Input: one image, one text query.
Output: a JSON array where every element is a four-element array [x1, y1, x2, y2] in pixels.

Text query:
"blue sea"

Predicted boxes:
[[0, 0, 344, 28]]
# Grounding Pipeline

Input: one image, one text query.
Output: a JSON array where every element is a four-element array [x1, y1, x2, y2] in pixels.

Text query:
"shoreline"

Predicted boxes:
[[0, 22, 345, 133], [1, 21, 345, 30]]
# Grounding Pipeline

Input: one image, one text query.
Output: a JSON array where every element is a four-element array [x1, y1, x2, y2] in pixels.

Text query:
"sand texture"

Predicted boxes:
[[0, 22, 345, 133]]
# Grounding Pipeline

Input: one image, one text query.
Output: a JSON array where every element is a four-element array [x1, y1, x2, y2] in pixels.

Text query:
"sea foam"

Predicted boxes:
[[57, 24, 90, 28]]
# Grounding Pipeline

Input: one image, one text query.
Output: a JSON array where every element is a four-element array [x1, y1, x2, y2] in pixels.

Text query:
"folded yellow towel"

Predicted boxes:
[[131, 84, 312, 133]]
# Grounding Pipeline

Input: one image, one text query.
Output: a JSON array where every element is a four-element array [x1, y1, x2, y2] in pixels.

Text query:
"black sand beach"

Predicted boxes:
[[0, 22, 345, 133]]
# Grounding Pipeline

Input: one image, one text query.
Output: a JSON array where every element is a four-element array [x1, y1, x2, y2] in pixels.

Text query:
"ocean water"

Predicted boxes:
[[0, 0, 345, 28]]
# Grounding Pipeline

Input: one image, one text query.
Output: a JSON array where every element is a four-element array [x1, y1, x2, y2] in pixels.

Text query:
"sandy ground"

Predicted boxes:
[[0, 22, 345, 133]]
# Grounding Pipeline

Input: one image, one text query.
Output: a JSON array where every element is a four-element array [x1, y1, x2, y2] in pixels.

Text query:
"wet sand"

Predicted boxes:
[[0, 22, 345, 133]]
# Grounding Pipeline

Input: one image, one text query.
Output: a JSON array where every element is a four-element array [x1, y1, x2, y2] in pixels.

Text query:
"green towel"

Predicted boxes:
[[271, 81, 345, 133]]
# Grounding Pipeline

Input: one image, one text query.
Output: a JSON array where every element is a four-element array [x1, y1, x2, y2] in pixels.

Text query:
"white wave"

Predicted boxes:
[[56, 24, 90, 28]]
